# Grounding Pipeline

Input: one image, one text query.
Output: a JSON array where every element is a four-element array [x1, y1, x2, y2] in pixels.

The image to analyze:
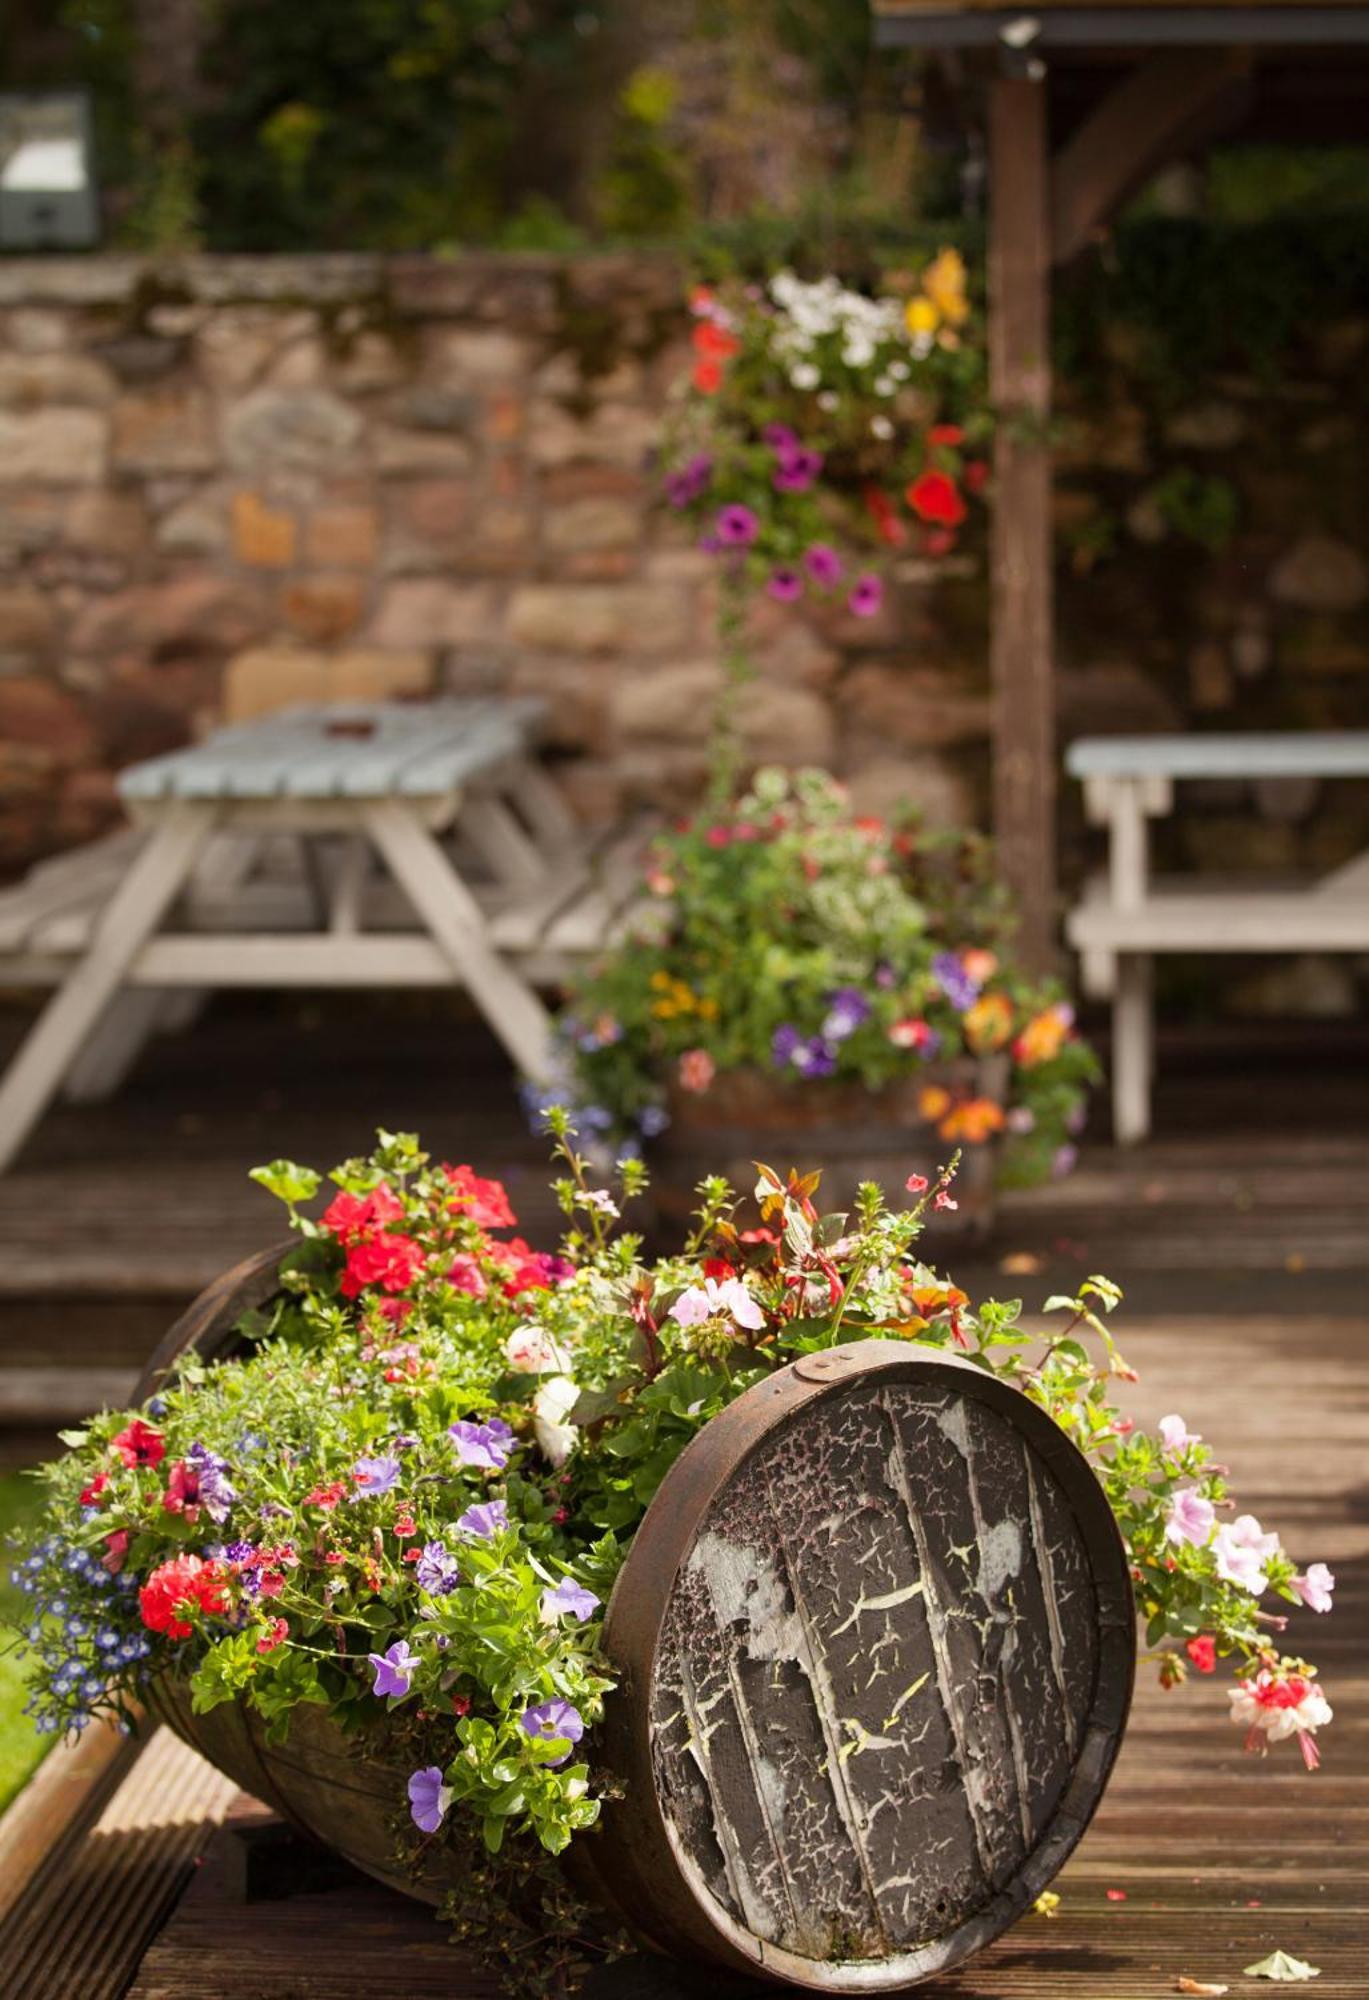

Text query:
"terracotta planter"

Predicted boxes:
[[649, 1056, 1008, 1240], [136, 1238, 1134, 1988]]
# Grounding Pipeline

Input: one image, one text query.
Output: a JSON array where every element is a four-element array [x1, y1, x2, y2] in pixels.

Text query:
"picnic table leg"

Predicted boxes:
[[0, 805, 214, 1172], [62, 988, 174, 1104], [363, 800, 556, 1084], [1113, 952, 1153, 1146]]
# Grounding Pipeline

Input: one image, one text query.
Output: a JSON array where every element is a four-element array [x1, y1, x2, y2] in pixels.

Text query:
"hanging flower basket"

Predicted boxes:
[[7, 1130, 1336, 1996]]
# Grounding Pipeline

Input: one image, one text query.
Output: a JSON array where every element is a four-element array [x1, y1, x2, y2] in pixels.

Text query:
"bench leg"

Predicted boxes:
[[1113, 953, 1153, 1147], [62, 988, 172, 1104], [363, 800, 556, 1084], [0, 806, 213, 1172]]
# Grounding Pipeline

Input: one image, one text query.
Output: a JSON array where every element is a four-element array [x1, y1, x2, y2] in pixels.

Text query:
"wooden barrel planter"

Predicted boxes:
[[649, 1058, 1008, 1240], [137, 1252, 1135, 1985]]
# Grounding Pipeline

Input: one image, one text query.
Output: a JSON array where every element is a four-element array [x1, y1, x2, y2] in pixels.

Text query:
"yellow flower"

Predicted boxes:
[[649, 970, 672, 991], [905, 296, 938, 337], [697, 996, 720, 1021], [918, 1084, 952, 1123], [1033, 1891, 1061, 1920], [922, 247, 969, 326], [964, 992, 1014, 1053]]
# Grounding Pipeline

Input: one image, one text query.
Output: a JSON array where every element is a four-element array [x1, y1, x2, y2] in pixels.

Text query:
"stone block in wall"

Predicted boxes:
[[1057, 660, 1181, 737], [232, 491, 298, 568], [0, 676, 97, 764], [0, 408, 107, 483], [507, 655, 618, 753], [608, 659, 834, 766], [307, 504, 380, 570], [846, 753, 975, 829], [156, 485, 230, 556], [92, 336, 184, 385], [334, 330, 408, 394], [506, 584, 691, 656], [61, 489, 149, 561], [368, 579, 497, 650], [838, 663, 991, 748], [195, 308, 293, 393], [70, 575, 268, 659], [424, 327, 533, 384], [388, 257, 559, 329], [281, 575, 367, 645], [372, 426, 474, 475], [0, 353, 118, 409], [544, 497, 640, 553], [0, 585, 58, 663], [112, 390, 217, 475], [223, 646, 432, 723], [1269, 535, 1368, 613], [5, 308, 69, 354], [527, 400, 658, 469], [266, 335, 329, 390], [223, 388, 364, 474], [542, 463, 647, 505]]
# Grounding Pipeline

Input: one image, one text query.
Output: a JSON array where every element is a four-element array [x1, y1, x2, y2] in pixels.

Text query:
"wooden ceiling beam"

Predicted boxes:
[[1050, 45, 1256, 264]]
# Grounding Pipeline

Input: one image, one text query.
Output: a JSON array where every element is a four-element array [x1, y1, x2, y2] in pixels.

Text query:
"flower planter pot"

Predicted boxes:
[[650, 1057, 1007, 1241], [134, 1243, 1134, 1990]]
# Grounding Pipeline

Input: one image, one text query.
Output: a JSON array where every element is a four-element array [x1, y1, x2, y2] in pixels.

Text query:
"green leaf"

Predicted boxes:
[[249, 1160, 321, 1207], [1042, 1293, 1081, 1316], [56, 1428, 90, 1447], [1243, 1952, 1320, 1981]]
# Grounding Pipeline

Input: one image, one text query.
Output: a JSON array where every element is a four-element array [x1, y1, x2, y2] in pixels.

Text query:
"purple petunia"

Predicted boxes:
[[766, 565, 803, 604], [931, 950, 981, 1013], [772, 1024, 837, 1079], [449, 1418, 516, 1473], [520, 1698, 585, 1766], [822, 986, 871, 1044], [456, 1499, 508, 1541], [407, 1764, 452, 1834], [762, 423, 800, 454], [187, 1443, 238, 1524], [847, 573, 884, 619], [415, 1541, 461, 1594], [803, 543, 844, 588], [350, 1455, 401, 1498], [773, 447, 824, 494], [716, 504, 760, 548], [540, 1577, 601, 1625], [664, 452, 713, 509], [368, 1640, 414, 1699]]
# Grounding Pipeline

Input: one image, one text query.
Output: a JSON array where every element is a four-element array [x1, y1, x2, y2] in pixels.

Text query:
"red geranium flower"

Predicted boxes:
[[692, 319, 740, 362], [692, 358, 723, 395], [257, 1617, 289, 1655], [442, 1165, 516, 1231], [139, 1554, 228, 1640], [1186, 1634, 1217, 1675], [321, 1183, 405, 1245], [863, 486, 907, 548], [111, 1419, 165, 1469], [964, 458, 989, 494], [341, 1230, 426, 1299], [907, 470, 967, 528], [80, 1471, 110, 1508], [927, 423, 965, 448]]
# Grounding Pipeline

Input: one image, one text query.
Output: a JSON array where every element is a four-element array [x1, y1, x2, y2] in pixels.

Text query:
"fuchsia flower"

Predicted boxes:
[[1164, 1487, 1215, 1549], [1212, 1514, 1280, 1595], [1229, 1666, 1333, 1770], [1292, 1562, 1336, 1614]]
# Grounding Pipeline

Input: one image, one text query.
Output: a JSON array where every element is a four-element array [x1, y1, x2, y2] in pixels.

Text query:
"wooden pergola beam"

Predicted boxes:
[[988, 74, 1055, 973], [1051, 46, 1256, 265]]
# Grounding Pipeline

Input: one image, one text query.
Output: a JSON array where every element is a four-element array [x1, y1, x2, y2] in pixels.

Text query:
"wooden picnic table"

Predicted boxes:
[[1065, 732, 1369, 1146], [0, 698, 648, 1174], [2, 1307, 1363, 1998]]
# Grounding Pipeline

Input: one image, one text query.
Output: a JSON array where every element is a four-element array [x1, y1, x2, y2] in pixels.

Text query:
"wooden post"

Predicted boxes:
[[989, 73, 1055, 973]]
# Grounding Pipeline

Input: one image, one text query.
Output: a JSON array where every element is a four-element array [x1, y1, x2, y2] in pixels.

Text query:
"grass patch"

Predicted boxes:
[[0, 1466, 53, 1812]]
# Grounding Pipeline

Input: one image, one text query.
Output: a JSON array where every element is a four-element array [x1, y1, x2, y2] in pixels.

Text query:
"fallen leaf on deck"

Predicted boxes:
[[1032, 1890, 1060, 1918], [1243, 1952, 1320, 1981], [1176, 1979, 1228, 1996], [999, 1251, 1044, 1276]]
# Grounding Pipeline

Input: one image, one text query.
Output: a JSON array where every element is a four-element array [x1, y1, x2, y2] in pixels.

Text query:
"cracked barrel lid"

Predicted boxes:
[[588, 1339, 1135, 1990]]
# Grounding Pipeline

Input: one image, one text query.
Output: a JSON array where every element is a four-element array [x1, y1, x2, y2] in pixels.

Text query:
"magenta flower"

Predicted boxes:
[[1292, 1562, 1336, 1613], [716, 504, 760, 548], [540, 1577, 601, 1624], [847, 573, 884, 618], [664, 453, 713, 508], [368, 1639, 414, 1699], [774, 448, 823, 493], [1164, 1487, 1215, 1549], [407, 1764, 452, 1834], [456, 1498, 508, 1540], [766, 565, 803, 603], [449, 1418, 515, 1472], [803, 544, 843, 587], [1213, 1514, 1279, 1595], [762, 423, 800, 454], [520, 1698, 585, 1766]]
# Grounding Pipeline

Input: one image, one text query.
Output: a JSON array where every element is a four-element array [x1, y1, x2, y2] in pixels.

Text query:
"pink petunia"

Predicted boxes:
[[1291, 1561, 1336, 1614], [1164, 1487, 1215, 1549], [1212, 1513, 1279, 1595]]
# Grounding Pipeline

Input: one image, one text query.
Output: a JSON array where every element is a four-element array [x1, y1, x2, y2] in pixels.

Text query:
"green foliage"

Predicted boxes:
[[1143, 468, 1239, 552]]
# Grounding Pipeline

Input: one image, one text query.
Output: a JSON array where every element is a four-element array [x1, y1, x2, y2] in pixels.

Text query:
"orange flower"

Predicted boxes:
[[964, 992, 1014, 1053], [1013, 1002, 1073, 1068], [940, 1096, 1006, 1144], [961, 947, 998, 985], [918, 1084, 952, 1122]]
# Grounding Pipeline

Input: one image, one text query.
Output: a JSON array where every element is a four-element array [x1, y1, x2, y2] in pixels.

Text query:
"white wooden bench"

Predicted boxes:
[[0, 699, 652, 1172], [1065, 731, 1369, 1145]]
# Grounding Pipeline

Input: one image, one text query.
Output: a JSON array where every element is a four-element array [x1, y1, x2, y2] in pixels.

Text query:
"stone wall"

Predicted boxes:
[[0, 252, 1367, 1024]]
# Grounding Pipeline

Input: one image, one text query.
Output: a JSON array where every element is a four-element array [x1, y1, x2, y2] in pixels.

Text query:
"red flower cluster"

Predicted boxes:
[[442, 1165, 516, 1231], [256, 1617, 289, 1655], [320, 1183, 405, 1244], [690, 294, 740, 395], [111, 1420, 165, 1469], [139, 1554, 228, 1639], [907, 469, 967, 529], [163, 1458, 204, 1522], [1186, 1633, 1217, 1674], [340, 1231, 425, 1299]]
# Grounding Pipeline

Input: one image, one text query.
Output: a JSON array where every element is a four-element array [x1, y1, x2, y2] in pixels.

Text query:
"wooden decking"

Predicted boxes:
[[2, 1304, 1364, 1996]]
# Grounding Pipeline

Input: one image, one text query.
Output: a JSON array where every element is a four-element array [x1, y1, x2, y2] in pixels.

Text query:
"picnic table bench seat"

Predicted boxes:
[[1065, 731, 1369, 1145], [0, 699, 655, 1173]]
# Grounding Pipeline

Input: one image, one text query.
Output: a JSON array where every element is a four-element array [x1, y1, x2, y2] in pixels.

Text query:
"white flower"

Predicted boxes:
[[581, 1189, 620, 1219], [1212, 1514, 1280, 1595], [817, 390, 838, 412], [504, 1324, 570, 1375], [533, 1375, 580, 1467], [1229, 1669, 1332, 1762], [888, 359, 910, 381], [1292, 1561, 1336, 1613], [790, 362, 820, 391], [870, 415, 894, 440], [873, 376, 895, 397]]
